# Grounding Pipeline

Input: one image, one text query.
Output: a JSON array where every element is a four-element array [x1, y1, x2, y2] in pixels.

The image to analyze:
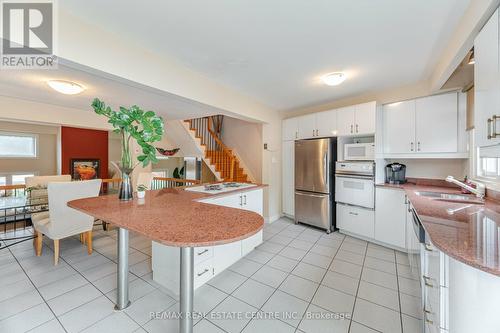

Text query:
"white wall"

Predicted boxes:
[[0, 121, 58, 177], [385, 159, 468, 180], [222, 117, 263, 182]]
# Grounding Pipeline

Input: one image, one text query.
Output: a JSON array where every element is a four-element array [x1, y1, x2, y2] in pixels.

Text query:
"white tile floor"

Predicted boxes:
[[0, 218, 423, 333]]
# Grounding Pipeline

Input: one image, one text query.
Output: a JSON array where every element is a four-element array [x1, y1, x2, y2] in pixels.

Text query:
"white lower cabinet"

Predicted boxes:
[[213, 241, 242, 275], [202, 188, 263, 215], [336, 203, 375, 239], [338, 187, 407, 249], [375, 187, 406, 248], [421, 238, 449, 333], [152, 188, 263, 296]]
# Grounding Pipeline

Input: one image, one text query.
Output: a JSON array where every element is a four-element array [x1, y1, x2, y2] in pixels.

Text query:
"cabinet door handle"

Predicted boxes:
[[197, 268, 209, 277], [295, 131, 298, 139], [316, 129, 319, 136], [350, 125, 353, 133], [423, 275, 434, 287], [239, 195, 243, 206], [197, 249, 209, 256], [356, 124, 359, 133], [349, 212, 358, 216], [417, 141, 421, 151], [410, 142, 414, 151], [423, 310, 433, 324], [243, 195, 247, 205], [488, 115, 500, 139]]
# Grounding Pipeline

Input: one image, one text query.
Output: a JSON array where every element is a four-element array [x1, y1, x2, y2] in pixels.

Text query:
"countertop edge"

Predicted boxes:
[[68, 183, 266, 248]]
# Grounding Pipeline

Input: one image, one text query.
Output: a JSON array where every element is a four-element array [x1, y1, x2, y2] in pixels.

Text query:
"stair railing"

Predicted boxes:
[[188, 116, 237, 181]]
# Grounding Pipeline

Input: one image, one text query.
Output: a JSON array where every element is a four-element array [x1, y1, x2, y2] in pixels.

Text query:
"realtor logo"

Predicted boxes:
[[1, 0, 57, 69]]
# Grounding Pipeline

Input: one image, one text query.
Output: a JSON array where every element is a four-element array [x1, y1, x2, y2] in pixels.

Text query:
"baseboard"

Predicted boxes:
[[264, 214, 282, 223]]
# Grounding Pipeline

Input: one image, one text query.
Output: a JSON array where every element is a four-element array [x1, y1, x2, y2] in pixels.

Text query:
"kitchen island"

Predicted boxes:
[[68, 183, 265, 333]]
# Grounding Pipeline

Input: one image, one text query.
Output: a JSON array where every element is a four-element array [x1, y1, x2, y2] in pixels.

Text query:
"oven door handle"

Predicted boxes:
[[335, 175, 374, 180]]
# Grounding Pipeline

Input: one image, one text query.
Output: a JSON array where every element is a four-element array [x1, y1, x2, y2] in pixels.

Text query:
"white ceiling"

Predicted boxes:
[[62, 0, 471, 111], [0, 61, 223, 121]]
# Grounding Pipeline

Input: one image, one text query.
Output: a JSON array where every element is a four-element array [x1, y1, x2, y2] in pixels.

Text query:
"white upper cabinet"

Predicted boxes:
[[282, 101, 376, 140], [316, 110, 337, 137], [336, 105, 356, 136], [283, 117, 299, 141], [355, 102, 376, 135], [415, 93, 457, 153], [297, 114, 317, 139], [475, 9, 500, 148], [383, 100, 416, 154], [383, 92, 462, 157]]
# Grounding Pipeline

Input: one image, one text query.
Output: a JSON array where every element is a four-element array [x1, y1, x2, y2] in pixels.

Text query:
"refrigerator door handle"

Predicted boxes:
[[323, 152, 328, 188], [295, 191, 328, 199]]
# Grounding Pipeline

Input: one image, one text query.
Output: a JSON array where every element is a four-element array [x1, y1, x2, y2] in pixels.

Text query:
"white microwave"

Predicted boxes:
[[344, 143, 375, 160]]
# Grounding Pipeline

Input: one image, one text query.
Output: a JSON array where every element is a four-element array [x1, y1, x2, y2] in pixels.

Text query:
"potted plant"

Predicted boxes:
[[91, 98, 164, 200], [136, 184, 148, 199]]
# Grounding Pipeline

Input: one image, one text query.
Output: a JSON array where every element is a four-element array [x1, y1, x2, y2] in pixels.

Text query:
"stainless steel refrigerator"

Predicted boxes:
[[294, 138, 336, 233]]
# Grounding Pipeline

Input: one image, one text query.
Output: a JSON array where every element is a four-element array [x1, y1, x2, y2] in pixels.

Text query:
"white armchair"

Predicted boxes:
[[25, 175, 71, 188], [31, 179, 102, 265]]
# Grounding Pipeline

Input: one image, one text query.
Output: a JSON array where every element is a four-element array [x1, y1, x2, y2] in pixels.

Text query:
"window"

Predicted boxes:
[[0, 132, 38, 158]]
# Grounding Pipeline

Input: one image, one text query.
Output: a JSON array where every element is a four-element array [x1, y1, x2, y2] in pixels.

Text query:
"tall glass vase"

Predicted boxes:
[[118, 168, 133, 201], [119, 131, 134, 201]]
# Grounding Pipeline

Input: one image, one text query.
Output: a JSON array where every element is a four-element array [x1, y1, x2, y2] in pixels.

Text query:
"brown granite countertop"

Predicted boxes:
[[377, 181, 500, 277], [68, 185, 266, 247]]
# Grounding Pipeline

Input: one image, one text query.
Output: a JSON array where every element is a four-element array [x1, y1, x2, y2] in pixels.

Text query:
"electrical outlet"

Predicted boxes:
[[264, 143, 268, 150]]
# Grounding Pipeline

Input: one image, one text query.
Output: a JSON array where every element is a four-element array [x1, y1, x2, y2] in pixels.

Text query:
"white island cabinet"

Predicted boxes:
[[152, 188, 263, 296]]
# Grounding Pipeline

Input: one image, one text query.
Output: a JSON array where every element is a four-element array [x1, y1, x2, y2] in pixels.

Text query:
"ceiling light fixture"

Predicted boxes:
[[321, 72, 347, 86], [468, 50, 475, 65], [47, 80, 85, 95]]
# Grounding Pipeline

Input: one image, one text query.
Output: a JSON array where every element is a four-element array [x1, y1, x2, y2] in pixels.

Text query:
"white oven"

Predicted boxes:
[[335, 161, 375, 209], [344, 143, 375, 161]]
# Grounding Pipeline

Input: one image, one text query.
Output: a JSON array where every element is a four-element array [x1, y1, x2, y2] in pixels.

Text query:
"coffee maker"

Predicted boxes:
[[385, 163, 406, 184]]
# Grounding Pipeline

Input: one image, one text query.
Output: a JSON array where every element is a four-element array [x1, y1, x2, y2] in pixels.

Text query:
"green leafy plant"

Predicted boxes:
[[91, 98, 164, 170], [136, 184, 148, 192]]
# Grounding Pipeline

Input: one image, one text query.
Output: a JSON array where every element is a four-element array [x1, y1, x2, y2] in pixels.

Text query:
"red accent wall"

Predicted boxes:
[[61, 126, 108, 179]]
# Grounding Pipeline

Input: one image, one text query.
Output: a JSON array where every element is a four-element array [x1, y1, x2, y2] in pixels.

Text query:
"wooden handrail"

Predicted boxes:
[[0, 177, 200, 191], [152, 177, 200, 184], [0, 184, 25, 190], [207, 117, 232, 153], [206, 117, 237, 180]]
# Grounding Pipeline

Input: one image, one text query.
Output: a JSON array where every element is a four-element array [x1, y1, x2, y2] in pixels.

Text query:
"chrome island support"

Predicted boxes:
[[115, 227, 131, 310], [180, 247, 194, 333]]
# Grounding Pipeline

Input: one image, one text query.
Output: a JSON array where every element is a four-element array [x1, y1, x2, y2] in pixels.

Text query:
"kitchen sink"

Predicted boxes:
[[415, 191, 484, 204]]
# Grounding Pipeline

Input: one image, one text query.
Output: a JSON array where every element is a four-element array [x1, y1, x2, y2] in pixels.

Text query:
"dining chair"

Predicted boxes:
[[31, 179, 102, 265]]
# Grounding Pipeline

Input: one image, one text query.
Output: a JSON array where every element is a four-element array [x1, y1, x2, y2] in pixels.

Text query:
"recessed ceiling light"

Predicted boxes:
[[321, 72, 347, 86], [47, 80, 85, 95]]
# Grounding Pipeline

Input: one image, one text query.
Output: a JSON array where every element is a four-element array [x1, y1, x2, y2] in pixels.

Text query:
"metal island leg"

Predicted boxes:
[[115, 227, 131, 310], [179, 247, 194, 333]]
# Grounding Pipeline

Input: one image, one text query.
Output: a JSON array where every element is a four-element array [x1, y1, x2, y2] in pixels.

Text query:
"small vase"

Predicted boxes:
[[119, 169, 133, 201], [137, 191, 145, 199]]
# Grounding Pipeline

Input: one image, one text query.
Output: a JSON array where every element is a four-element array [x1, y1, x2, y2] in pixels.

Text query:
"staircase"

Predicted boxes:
[[185, 116, 249, 182]]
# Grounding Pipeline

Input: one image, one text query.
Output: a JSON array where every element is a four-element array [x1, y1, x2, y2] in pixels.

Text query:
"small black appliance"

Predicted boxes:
[[385, 162, 406, 184]]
